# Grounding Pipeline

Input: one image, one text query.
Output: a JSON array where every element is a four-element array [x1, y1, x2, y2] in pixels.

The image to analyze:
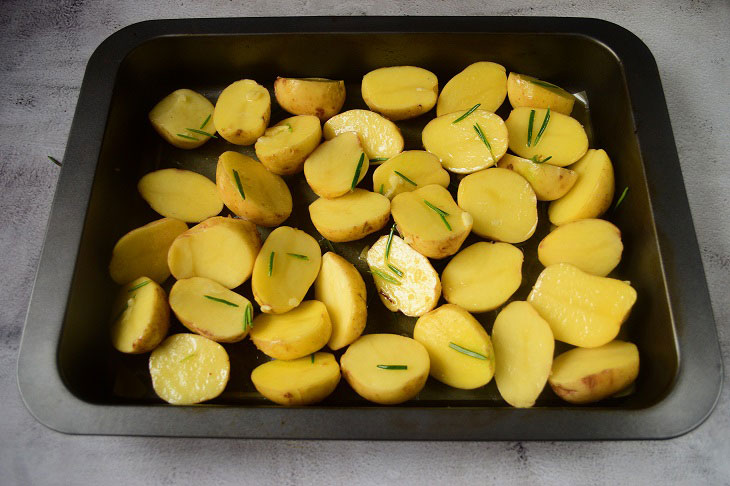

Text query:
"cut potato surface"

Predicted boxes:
[[109, 218, 187, 285], [457, 168, 538, 243], [538, 219, 623, 276], [497, 153, 577, 201], [366, 234, 441, 317], [214, 79, 271, 145], [372, 150, 450, 199], [167, 216, 261, 289], [323, 109, 404, 160], [251, 352, 341, 406], [110, 277, 169, 354], [149, 333, 230, 405], [252, 226, 322, 314], [254, 115, 322, 175], [138, 169, 222, 223], [436, 61, 507, 115], [441, 242, 523, 313], [528, 263, 637, 348], [148, 89, 216, 149], [422, 109, 509, 174], [216, 151, 292, 227], [361, 66, 438, 120], [507, 73, 575, 115], [274, 77, 346, 121], [391, 184, 472, 259], [169, 277, 253, 343], [413, 304, 495, 389], [303, 132, 368, 198], [309, 189, 390, 242], [341, 334, 430, 405]]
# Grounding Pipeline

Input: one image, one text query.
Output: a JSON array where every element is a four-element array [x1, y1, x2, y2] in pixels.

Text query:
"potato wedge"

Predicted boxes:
[[422, 109, 509, 174], [505, 107, 588, 167], [169, 277, 253, 343], [361, 66, 438, 120], [391, 184, 472, 259], [457, 167, 538, 243], [528, 264, 637, 348], [549, 340, 640, 404], [148, 89, 216, 149], [492, 301, 554, 408], [538, 219, 623, 276], [274, 77, 345, 121], [366, 234, 441, 317], [309, 189, 390, 242], [149, 333, 230, 405], [497, 153, 577, 201], [323, 109, 404, 160], [167, 216, 261, 289], [138, 168, 223, 223], [213, 79, 270, 145], [110, 277, 169, 354], [251, 352, 341, 406], [507, 73, 575, 115], [254, 115, 322, 175], [441, 242, 523, 312], [251, 226, 322, 314], [109, 218, 187, 285], [303, 132, 368, 198], [216, 151, 292, 227], [250, 300, 331, 360], [341, 334, 430, 405], [436, 61, 507, 115], [413, 304, 495, 389], [372, 150, 450, 199], [548, 149, 615, 225]]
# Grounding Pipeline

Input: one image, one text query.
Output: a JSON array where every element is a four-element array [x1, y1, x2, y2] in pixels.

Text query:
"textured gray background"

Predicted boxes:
[[1, 1, 728, 484]]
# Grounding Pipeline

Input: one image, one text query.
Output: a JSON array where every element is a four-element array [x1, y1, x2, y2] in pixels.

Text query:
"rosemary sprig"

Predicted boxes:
[[268, 251, 275, 276], [199, 114, 211, 129], [180, 352, 196, 363], [614, 186, 629, 211], [527, 109, 536, 146], [533, 108, 551, 147], [423, 199, 452, 231], [379, 183, 385, 195], [351, 153, 365, 190], [369, 268, 401, 285], [204, 295, 239, 307], [387, 263, 403, 277], [47, 156, 62, 166], [385, 224, 396, 261], [287, 253, 309, 260], [530, 155, 553, 164], [394, 170, 417, 186], [112, 303, 129, 323], [449, 342, 488, 360], [370, 157, 389, 162], [233, 169, 245, 200], [185, 128, 218, 139], [452, 103, 481, 124], [176, 133, 199, 141], [243, 303, 253, 331], [127, 280, 150, 292], [377, 364, 407, 370], [473, 123, 496, 162]]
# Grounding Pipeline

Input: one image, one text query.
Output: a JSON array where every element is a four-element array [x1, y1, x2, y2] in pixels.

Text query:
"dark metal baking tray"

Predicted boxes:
[[17, 16, 722, 440]]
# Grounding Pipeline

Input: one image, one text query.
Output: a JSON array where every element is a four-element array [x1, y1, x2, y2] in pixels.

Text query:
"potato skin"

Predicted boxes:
[[148, 89, 216, 149], [274, 77, 346, 121], [361, 66, 438, 120], [308, 189, 390, 242], [110, 277, 170, 354], [138, 168, 223, 223], [251, 352, 341, 406], [497, 153, 577, 201], [214, 79, 271, 145], [254, 115, 322, 175], [507, 73, 575, 115], [436, 61, 507, 116]]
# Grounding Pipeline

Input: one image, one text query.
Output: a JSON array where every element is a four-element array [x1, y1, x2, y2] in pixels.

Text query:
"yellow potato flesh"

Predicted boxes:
[[137, 169, 223, 223], [274, 77, 346, 121], [422, 109, 509, 174], [149, 333, 230, 405], [507, 73, 575, 115], [436, 61, 507, 115], [457, 167, 538, 243], [366, 234, 441, 317], [391, 184, 473, 259], [497, 153, 577, 201], [250, 300, 331, 360], [303, 132, 368, 198], [167, 216, 261, 289], [213, 79, 271, 145], [361, 66, 438, 120], [216, 151, 292, 227], [309, 189, 390, 242], [109, 218, 187, 285], [528, 263, 637, 348], [492, 301, 555, 408], [110, 277, 169, 354], [505, 107, 588, 167], [254, 115, 322, 175], [538, 219, 623, 276], [372, 150, 450, 199], [148, 89, 216, 149], [441, 242, 523, 313], [549, 340, 639, 404], [169, 277, 253, 343], [340, 334, 430, 405], [548, 149, 615, 225], [251, 352, 341, 406], [323, 109, 404, 160], [413, 304, 494, 389], [251, 226, 322, 314]]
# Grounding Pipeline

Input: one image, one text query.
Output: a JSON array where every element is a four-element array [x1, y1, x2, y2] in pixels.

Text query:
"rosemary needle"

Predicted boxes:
[[176, 133, 198, 141], [370, 157, 389, 162], [377, 364, 407, 370], [243, 303, 253, 331], [387, 263, 403, 277], [423, 199, 452, 231], [473, 123, 496, 162], [449, 342, 488, 360], [127, 280, 150, 292], [369, 268, 401, 285], [527, 109, 536, 147], [533, 108, 551, 147], [185, 128, 218, 139], [287, 253, 309, 260], [233, 169, 245, 200], [47, 156, 62, 166], [199, 114, 211, 129], [614, 186, 629, 211], [351, 153, 365, 190], [394, 170, 417, 186], [268, 251, 275, 276], [385, 224, 396, 260], [204, 295, 239, 307], [452, 103, 481, 124]]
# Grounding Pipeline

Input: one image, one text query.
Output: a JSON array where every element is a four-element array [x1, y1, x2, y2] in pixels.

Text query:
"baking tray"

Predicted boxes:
[[17, 16, 722, 440]]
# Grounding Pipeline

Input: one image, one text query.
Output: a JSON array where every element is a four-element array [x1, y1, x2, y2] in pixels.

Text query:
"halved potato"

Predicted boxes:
[[457, 167, 538, 243], [213, 79, 270, 145], [538, 219, 623, 276], [250, 300, 331, 360], [251, 352, 341, 406], [148, 89, 216, 149], [138, 169, 223, 223], [361, 66, 438, 120], [441, 242, 523, 313], [254, 115, 322, 175], [391, 184, 472, 259], [309, 189, 390, 242], [497, 153, 577, 201], [372, 150, 450, 199], [110, 277, 169, 354], [366, 234, 441, 317], [422, 109, 509, 174], [413, 304, 495, 389], [341, 334, 430, 405], [303, 132, 368, 198], [274, 77, 345, 121], [167, 216, 261, 289], [251, 226, 322, 314], [436, 61, 507, 115], [507, 73, 575, 115], [109, 218, 187, 285], [169, 277, 253, 343], [149, 333, 230, 405], [323, 109, 404, 160], [216, 151, 292, 227]]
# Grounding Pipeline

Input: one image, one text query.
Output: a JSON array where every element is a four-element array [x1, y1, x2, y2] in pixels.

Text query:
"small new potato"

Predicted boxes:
[[507, 73, 575, 115], [436, 61, 507, 115], [361, 66, 438, 120], [323, 109, 404, 161], [538, 219, 623, 276], [497, 153, 577, 201], [372, 150, 450, 199], [309, 189, 390, 242], [303, 132, 368, 198], [110, 277, 170, 354], [148, 89, 216, 149], [254, 115, 322, 175], [251, 352, 341, 406], [214, 79, 270, 145], [138, 169, 223, 223], [274, 77, 346, 121]]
